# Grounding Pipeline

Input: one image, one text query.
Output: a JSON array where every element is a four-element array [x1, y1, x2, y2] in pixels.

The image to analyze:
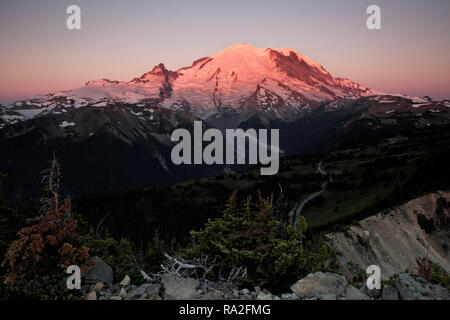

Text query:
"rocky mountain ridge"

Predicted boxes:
[[326, 191, 450, 280]]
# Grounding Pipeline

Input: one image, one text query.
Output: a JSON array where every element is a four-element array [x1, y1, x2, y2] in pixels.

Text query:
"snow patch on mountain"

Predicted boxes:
[[59, 121, 76, 128]]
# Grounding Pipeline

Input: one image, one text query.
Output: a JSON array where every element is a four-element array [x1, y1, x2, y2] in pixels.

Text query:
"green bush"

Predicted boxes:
[[183, 192, 338, 292], [0, 272, 80, 300], [83, 230, 167, 285], [430, 261, 450, 290]]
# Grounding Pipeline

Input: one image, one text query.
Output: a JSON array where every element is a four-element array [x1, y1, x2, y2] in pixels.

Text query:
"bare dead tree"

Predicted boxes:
[[225, 266, 248, 282], [140, 253, 248, 288], [95, 212, 111, 239], [273, 183, 290, 238], [140, 253, 217, 283], [40, 152, 62, 215]]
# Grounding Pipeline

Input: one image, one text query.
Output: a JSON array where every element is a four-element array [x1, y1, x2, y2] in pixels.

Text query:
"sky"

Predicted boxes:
[[0, 0, 449, 103]]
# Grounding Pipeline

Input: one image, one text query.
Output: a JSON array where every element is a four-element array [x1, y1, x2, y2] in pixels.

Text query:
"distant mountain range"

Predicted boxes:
[[1, 43, 449, 200]]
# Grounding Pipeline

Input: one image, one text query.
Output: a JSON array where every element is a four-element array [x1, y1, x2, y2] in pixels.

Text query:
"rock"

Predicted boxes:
[[257, 292, 272, 300], [91, 282, 104, 293], [109, 296, 122, 300], [145, 283, 162, 299], [241, 289, 250, 296], [98, 291, 107, 297], [126, 285, 147, 299], [318, 294, 337, 300], [395, 273, 449, 300], [119, 275, 131, 287], [281, 293, 298, 300], [255, 286, 261, 293], [291, 272, 348, 298], [343, 285, 371, 300], [233, 290, 239, 298], [381, 285, 399, 300], [199, 292, 226, 300], [85, 291, 97, 300], [84, 256, 113, 284], [360, 283, 381, 298], [119, 287, 127, 298], [161, 274, 199, 300]]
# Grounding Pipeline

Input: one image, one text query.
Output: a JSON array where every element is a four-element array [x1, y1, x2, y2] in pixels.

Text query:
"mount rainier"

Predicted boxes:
[[0, 43, 449, 200]]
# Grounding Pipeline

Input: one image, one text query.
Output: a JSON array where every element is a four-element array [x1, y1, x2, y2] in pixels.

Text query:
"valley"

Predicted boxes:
[[73, 128, 450, 245], [1, 44, 449, 203]]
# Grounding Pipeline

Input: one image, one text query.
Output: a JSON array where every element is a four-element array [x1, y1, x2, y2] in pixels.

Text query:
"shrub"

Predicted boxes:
[[416, 254, 450, 290], [430, 261, 450, 290], [82, 229, 168, 284], [84, 236, 145, 284], [183, 191, 338, 292], [416, 255, 432, 282], [1, 156, 94, 286], [0, 272, 80, 300], [1, 199, 94, 285]]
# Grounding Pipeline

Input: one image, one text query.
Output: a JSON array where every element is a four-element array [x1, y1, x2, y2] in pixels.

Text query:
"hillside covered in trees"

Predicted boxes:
[[0, 128, 449, 299]]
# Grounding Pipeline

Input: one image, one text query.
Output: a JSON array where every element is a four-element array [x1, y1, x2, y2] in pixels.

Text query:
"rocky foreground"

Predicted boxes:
[[82, 257, 449, 301], [80, 191, 449, 301]]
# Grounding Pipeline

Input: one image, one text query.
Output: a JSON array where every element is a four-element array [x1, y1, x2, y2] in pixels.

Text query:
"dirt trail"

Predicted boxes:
[[293, 161, 331, 227]]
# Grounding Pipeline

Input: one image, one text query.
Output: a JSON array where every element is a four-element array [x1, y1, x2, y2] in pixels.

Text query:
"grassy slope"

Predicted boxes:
[[74, 129, 450, 244]]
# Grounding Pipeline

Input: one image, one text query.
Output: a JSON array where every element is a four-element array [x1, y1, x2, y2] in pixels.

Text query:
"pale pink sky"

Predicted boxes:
[[1, 0, 449, 103]]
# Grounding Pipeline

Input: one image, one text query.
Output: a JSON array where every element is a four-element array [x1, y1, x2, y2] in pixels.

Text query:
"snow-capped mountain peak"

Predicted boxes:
[[2, 43, 376, 124], [161, 43, 372, 118]]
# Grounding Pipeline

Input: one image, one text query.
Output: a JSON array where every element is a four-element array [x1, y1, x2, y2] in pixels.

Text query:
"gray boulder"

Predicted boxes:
[[84, 256, 113, 284], [126, 285, 147, 299], [240, 289, 250, 296], [145, 283, 162, 299], [85, 291, 97, 300], [161, 274, 199, 300], [256, 292, 272, 300], [119, 287, 127, 298], [381, 285, 399, 300], [395, 273, 449, 300], [291, 272, 347, 298], [360, 283, 381, 298], [281, 293, 298, 300], [343, 285, 372, 300]]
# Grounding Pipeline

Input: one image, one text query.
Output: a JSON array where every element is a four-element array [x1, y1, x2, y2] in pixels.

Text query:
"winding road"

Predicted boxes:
[[293, 161, 332, 228]]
